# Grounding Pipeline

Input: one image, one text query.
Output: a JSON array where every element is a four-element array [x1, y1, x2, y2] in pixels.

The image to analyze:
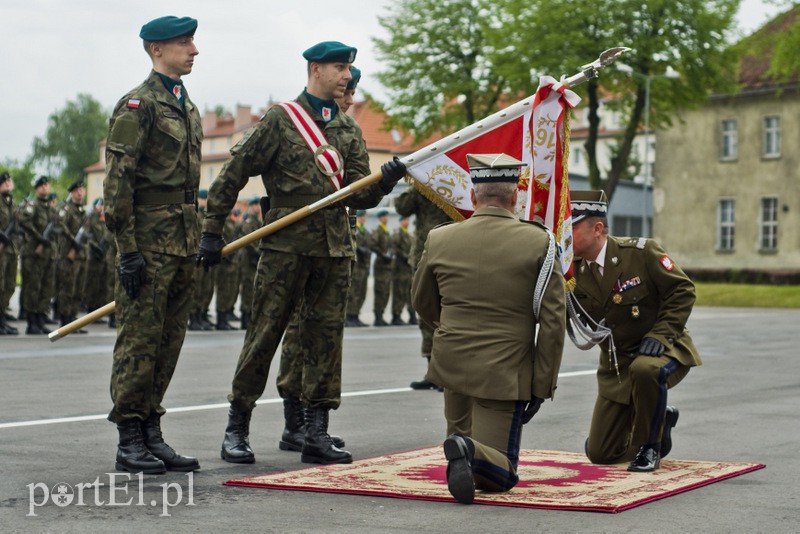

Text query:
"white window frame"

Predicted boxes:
[[717, 198, 735, 252], [759, 196, 778, 251], [720, 119, 737, 161], [762, 115, 781, 159]]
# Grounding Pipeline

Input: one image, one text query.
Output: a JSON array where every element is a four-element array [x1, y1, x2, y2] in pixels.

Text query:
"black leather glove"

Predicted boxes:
[[0, 230, 11, 247], [119, 252, 147, 299], [197, 232, 225, 271], [639, 336, 666, 357], [379, 156, 406, 194], [521, 396, 544, 424]]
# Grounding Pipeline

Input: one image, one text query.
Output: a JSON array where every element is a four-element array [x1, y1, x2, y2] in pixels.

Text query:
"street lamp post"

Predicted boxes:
[[617, 64, 679, 237]]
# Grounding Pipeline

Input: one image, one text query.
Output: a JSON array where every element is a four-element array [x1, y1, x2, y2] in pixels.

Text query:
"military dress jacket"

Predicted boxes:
[[412, 207, 566, 401], [203, 92, 385, 258], [104, 70, 203, 257], [572, 236, 702, 404]]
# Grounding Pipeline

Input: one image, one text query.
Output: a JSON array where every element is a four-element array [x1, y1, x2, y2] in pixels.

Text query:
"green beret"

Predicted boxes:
[[47, 192, 58, 201], [140, 16, 197, 41], [303, 41, 357, 64], [32, 175, 49, 188], [376, 209, 389, 218], [0, 172, 10, 185], [93, 197, 104, 207], [67, 180, 84, 192], [347, 66, 361, 91], [198, 189, 208, 199], [355, 209, 366, 216], [248, 196, 260, 206]]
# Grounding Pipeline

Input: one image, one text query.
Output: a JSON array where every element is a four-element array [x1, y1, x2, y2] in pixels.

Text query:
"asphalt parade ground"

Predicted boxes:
[[1, 305, 798, 532]]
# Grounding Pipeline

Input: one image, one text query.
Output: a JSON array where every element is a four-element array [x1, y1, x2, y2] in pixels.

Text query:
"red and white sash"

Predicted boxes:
[[275, 101, 344, 190]]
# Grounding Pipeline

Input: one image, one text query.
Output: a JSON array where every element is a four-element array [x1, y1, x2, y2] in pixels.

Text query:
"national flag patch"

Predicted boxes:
[[126, 99, 140, 109], [660, 255, 674, 271]]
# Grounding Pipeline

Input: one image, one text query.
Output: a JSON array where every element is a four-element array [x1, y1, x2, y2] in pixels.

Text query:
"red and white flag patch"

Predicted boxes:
[[660, 255, 674, 271], [126, 99, 140, 109]]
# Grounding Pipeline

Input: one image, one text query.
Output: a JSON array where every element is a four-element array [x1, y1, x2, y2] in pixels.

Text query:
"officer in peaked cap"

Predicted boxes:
[[570, 190, 702, 473], [102, 14, 202, 475], [412, 152, 565, 503]]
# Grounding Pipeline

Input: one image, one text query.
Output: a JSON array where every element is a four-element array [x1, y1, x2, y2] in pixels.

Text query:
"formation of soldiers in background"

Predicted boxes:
[[0, 173, 419, 336]]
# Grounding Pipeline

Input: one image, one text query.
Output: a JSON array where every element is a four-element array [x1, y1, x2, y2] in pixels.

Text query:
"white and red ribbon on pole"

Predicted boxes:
[[276, 102, 344, 190]]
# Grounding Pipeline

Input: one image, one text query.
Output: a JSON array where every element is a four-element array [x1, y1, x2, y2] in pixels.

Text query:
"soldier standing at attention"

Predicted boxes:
[[370, 209, 392, 326], [236, 197, 261, 330], [345, 209, 370, 327], [82, 198, 111, 320], [55, 180, 88, 330], [103, 15, 202, 474], [213, 209, 241, 330], [198, 41, 405, 465], [389, 214, 414, 325], [18, 176, 57, 335], [0, 172, 19, 335], [395, 186, 452, 389], [412, 154, 566, 504], [189, 189, 215, 331], [570, 191, 701, 473]]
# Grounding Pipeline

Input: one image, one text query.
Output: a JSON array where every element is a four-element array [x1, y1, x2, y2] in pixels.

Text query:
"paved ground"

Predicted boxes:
[[1, 305, 798, 532]]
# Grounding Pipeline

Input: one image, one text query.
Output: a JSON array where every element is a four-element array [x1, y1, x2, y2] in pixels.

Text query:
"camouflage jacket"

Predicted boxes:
[[395, 187, 451, 266], [0, 192, 17, 252], [18, 195, 57, 258], [391, 226, 412, 272], [203, 92, 385, 258], [238, 212, 262, 266], [353, 223, 371, 268], [57, 197, 87, 258], [370, 224, 392, 269], [104, 70, 202, 256]]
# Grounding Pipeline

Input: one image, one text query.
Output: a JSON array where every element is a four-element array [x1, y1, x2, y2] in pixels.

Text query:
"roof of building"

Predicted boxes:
[[735, 6, 800, 92]]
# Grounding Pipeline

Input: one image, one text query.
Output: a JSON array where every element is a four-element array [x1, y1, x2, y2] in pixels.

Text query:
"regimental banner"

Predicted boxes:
[[403, 76, 580, 284]]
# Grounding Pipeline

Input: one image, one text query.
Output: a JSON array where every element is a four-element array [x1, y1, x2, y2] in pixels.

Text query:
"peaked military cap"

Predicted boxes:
[[67, 180, 84, 192], [198, 189, 208, 199], [466, 153, 526, 184], [347, 66, 361, 91], [303, 41, 357, 63], [0, 171, 10, 185], [570, 190, 608, 223], [139, 16, 198, 41], [32, 175, 49, 188]]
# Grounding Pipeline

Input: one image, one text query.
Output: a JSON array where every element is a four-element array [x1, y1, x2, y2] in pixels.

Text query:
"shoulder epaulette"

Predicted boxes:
[[619, 237, 647, 249]]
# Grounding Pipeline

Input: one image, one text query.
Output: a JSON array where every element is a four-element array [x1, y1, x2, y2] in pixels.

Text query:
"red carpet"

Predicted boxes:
[[225, 448, 764, 512]]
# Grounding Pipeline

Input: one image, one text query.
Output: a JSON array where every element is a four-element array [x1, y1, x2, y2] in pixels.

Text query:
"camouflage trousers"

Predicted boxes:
[[21, 251, 55, 314], [83, 253, 111, 311], [229, 250, 351, 411], [56, 254, 85, 319], [108, 251, 196, 423], [0, 247, 17, 311], [276, 311, 303, 399], [372, 265, 392, 314], [238, 255, 258, 315], [345, 262, 368, 317], [391, 265, 413, 316], [192, 264, 215, 315], [215, 257, 240, 312]]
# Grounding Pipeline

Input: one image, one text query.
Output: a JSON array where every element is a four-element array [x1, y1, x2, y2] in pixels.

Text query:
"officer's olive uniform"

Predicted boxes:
[[203, 92, 386, 411], [573, 236, 702, 464], [104, 70, 202, 423]]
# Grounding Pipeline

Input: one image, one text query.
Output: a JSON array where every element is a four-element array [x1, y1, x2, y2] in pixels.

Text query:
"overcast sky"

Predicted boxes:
[[0, 0, 786, 165]]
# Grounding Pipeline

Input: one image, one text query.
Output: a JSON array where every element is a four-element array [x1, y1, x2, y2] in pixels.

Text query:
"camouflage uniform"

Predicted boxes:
[[18, 195, 57, 316], [104, 70, 202, 423], [237, 209, 261, 324], [190, 203, 216, 328], [55, 196, 87, 322], [0, 190, 19, 329], [214, 214, 241, 325], [83, 207, 113, 313], [370, 223, 392, 321], [396, 187, 451, 388], [345, 220, 370, 321], [203, 92, 386, 411], [390, 224, 413, 321]]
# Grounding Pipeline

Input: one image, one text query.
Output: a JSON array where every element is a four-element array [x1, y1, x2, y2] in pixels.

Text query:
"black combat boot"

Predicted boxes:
[[199, 311, 215, 330], [36, 313, 52, 334], [0, 315, 18, 335], [108, 313, 117, 328], [115, 419, 166, 474], [279, 398, 345, 452], [26, 315, 44, 335], [188, 313, 204, 331], [344, 315, 357, 327], [240, 312, 250, 330], [300, 408, 352, 465], [374, 313, 388, 327], [141, 413, 200, 472], [353, 315, 367, 327], [216, 311, 234, 331], [391, 314, 406, 326], [407, 313, 418, 325], [221, 405, 255, 463]]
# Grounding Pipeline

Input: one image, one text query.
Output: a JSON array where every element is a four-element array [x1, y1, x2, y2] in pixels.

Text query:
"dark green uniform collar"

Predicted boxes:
[[156, 72, 186, 112], [303, 89, 337, 123], [145, 70, 192, 115]]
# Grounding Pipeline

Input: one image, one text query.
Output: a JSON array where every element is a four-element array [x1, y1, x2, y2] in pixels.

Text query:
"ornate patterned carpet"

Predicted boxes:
[[225, 448, 764, 512]]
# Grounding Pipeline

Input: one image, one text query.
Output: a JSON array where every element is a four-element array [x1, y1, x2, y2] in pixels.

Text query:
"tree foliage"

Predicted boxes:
[[30, 93, 109, 183], [374, 0, 741, 201], [0, 161, 36, 202]]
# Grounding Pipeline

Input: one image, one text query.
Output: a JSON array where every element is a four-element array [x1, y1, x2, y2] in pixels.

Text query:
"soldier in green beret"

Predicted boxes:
[[390, 214, 414, 325], [199, 40, 406, 465], [103, 15, 202, 474], [370, 209, 393, 326], [54, 180, 88, 331], [0, 172, 20, 335], [570, 191, 702, 473], [345, 209, 370, 326]]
